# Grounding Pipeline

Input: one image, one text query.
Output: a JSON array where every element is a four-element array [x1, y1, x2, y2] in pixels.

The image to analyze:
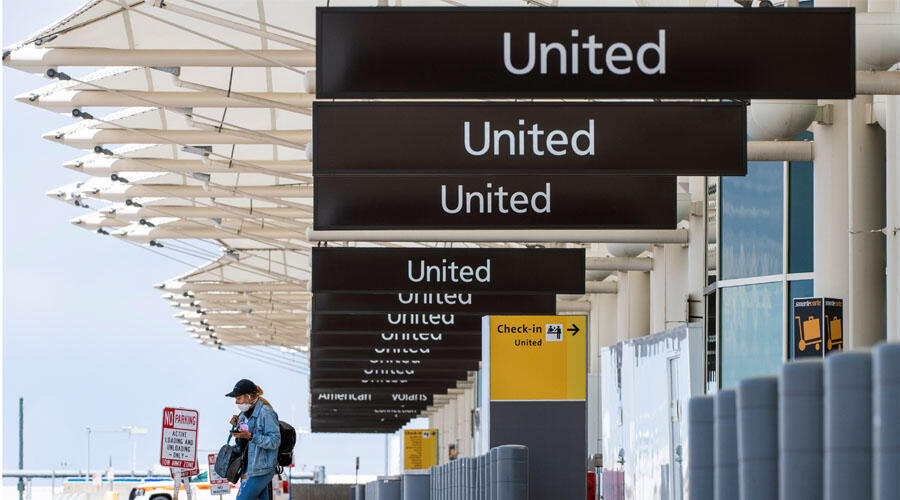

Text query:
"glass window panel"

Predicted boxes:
[[721, 282, 784, 388], [789, 131, 814, 273], [721, 162, 784, 279], [788, 279, 815, 359]]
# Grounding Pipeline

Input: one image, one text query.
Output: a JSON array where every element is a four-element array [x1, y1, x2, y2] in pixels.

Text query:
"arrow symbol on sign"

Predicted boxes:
[[568, 324, 580, 336]]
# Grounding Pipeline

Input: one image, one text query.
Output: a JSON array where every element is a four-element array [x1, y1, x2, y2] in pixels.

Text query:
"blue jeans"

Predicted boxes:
[[236, 473, 274, 500]]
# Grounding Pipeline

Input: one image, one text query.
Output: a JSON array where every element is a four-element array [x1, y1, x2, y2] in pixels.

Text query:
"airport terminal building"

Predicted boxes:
[[5, 0, 899, 498]]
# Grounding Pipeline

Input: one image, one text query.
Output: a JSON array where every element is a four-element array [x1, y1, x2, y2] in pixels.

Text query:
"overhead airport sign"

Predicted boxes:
[[311, 346, 482, 364], [312, 313, 483, 333], [317, 7, 855, 99], [311, 358, 474, 373], [311, 389, 433, 407], [314, 174, 675, 230], [311, 332, 480, 349], [312, 292, 557, 315], [314, 102, 746, 176], [311, 378, 466, 390], [311, 248, 585, 294]]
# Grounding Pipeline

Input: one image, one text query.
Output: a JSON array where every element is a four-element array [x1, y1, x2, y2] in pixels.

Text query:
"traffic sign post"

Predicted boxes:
[[207, 453, 230, 496], [481, 315, 587, 500], [160, 407, 199, 469]]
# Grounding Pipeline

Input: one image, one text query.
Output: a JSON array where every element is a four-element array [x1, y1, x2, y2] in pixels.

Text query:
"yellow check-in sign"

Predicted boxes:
[[403, 429, 438, 471], [489, 315, 586, 401]]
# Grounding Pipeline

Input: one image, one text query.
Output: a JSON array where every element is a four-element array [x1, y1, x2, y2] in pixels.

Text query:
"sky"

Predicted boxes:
[[1, 0, 400, 482]]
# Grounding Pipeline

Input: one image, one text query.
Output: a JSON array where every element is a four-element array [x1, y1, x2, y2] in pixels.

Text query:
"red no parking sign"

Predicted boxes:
[[160, 407, 199, 469]]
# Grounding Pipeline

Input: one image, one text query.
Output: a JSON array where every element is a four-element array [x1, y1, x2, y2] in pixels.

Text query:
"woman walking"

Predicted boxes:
[[226, 379, 281, 500]]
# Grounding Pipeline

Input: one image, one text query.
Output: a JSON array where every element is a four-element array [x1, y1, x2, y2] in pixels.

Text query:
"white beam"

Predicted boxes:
[[22, 90, 314, 112], [585, 256, 652, 272], [44, 129, 311, 149], [3, 47, 314, 70], [585, 281, 618, 294], [156, 282, 308, 292], [66, 158, 311, 176], [857, 70, 900, 95], [748, 141, 814, 162]]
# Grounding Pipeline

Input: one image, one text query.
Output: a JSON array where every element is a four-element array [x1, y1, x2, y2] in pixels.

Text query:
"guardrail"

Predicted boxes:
[[349, 444, 528, 500], [687, 342, 899, 500]]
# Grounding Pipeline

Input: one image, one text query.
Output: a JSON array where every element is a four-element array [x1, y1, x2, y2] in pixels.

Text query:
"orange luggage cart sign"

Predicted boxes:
[[792, 297, 844, 359]]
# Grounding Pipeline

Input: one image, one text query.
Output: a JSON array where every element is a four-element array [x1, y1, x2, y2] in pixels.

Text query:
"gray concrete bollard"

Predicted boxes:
[[736, 377, 778, 500], [686, 396, 715, 500], [402, 473, 430, 500], [779, 360, 824, 500], [824, 350, 872, 500], [494, 445, 528, 500], [476, 455, 483, 500], [713, 390, 738, 500], [873, 343, 900, 500], [489, 447, 498, 500], [466, 458, 478, 500]]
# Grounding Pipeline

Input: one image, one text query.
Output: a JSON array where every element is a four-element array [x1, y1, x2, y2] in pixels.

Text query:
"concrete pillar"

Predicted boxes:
[[813, 94, 887, 349], [812, 99, 851, 319], [592, 293, 618, 351], [847, 94, 887, 348], [616, 270, 650, 341], [651, 244, 667, 333], [688, 176, 708, 299]]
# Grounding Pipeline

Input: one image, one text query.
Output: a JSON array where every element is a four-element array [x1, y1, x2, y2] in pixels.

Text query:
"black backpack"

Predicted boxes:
[[277, 420, 296, 467]]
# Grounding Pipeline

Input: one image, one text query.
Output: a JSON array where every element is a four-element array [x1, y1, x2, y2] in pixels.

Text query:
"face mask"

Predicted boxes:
[[236, 397, 257, 413]]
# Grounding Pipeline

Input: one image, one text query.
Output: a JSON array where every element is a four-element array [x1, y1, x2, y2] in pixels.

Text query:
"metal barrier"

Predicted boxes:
[[352, 445, 527, 500], [430, 445, 526, 500], [686, 342, 900, 500]]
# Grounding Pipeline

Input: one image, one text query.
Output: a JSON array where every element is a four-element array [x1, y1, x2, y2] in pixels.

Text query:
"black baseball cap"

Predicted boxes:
[[225, 379, 257, 397]]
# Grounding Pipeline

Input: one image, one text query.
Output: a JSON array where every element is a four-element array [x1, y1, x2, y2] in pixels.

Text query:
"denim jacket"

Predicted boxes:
[[237, 402, 281, 477]]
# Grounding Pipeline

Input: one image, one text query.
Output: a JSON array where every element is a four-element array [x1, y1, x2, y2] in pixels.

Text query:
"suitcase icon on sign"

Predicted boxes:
[[795, 315, 822, 352], [826, 315, 843, 350]]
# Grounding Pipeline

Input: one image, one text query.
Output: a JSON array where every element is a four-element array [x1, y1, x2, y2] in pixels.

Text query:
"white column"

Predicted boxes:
[[812, 100, 851, 317], [616, 271, 651, 341], [848, 95, 887, 348], [651, 245, 668, 333], [886, 94, 900, 341]]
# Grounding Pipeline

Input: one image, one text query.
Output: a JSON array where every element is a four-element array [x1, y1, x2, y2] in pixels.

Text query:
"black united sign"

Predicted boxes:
[[312, 292, 557, 315], [311, 247, 585, 294], [317, 7, 855, 99], [314, 174, 675, 230], [314, 102, 747, 176]]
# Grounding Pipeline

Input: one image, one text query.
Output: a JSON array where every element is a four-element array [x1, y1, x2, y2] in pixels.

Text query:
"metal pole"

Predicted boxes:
[[86, 428, 91, 480], [384, 434, 389, 476], [18, 398, 24, 500]]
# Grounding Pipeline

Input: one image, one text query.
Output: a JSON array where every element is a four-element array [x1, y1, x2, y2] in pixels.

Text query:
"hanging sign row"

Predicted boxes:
[[317, 7, 855, 99]]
